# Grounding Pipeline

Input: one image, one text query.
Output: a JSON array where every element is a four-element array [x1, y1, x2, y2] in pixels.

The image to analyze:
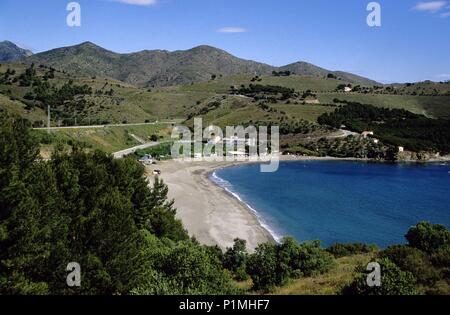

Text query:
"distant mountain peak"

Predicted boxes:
[[77, 41, 101, 48], [0, 40, 33, 62], [190, 45, 225, 51]]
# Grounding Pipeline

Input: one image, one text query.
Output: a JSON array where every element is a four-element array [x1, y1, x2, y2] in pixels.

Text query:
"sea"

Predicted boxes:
[[211, 161, 450, 248]]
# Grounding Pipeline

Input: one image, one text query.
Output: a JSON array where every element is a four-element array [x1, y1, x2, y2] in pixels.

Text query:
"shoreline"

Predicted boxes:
[[144, 155, 360, 250], [145, 155, 450, 250], [209, 169, 283, 243]]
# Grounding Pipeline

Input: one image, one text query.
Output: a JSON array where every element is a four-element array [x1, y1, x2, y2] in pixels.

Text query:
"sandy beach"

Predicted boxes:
[[145, 155, 351, 250], [146, 159, 273, 250]]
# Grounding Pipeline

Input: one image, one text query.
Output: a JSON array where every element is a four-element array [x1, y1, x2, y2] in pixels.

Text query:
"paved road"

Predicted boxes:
[[328, 129, 360, 139], [129, 133, 146, 144], [33, 121, 176, 131], [113, 142, 161, 159]]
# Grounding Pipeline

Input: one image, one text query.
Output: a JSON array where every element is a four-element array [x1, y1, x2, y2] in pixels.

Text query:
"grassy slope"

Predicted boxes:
[[178, 75, 450, 122], [35, 123, 171, 154], [0, 63, 209, 124], [272, 104, 335, 123], [0, 93, 46, 121], [0, 64, 450, 156], [236, 253, 374, 295], [2, 63, 449, 122], [178, 74, 343, 94], [271, 253, 373, 295], [318, 93, 450, 119]]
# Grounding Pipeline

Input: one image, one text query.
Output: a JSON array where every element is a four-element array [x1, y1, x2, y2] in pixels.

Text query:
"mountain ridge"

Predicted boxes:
[[0, 41, 33, 63], [6, 41, 379, 87]]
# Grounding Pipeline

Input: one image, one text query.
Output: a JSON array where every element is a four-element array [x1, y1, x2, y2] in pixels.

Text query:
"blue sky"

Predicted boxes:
[[1, 0, 449, 83]]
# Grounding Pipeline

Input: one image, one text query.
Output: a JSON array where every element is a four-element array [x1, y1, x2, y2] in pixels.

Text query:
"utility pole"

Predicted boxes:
[[47, 105, 51, 134]]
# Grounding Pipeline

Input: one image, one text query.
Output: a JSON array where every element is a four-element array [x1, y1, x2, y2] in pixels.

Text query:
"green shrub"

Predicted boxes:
[[342, 258, 418, 295], [247, 238, 335, 292], [405, 222, 450, 253], [223, 239, 249, 281], [327, 243, 378, 258]]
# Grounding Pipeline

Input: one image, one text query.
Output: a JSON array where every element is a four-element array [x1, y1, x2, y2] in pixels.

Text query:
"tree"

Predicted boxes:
[[0, 111, 237, 295], [223, 238, 249, 280], [405, 222, 450, 253], [247, 238, 335, 292], [379, 245, 440, 286], [296, 240, 335, 277], [161, 241, 239, 295], [147, 177, 189, 241], [247, 243, 278, 292], [342, 258, 418, 295], [327, 243, 378, 258]]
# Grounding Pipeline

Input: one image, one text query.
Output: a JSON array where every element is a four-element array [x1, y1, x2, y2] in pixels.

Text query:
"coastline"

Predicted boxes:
[[144, 155, 357, 250], [145, 155, 450, 250]]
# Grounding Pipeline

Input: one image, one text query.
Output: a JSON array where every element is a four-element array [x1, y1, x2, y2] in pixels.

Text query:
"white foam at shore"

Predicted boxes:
[[210, 171, 283, 243]]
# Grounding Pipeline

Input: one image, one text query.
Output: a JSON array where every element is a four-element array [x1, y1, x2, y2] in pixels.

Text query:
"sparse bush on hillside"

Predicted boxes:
[[344, 222, 450, 295], [247, 238, 335, 293], [327, 243, 378, 258], [342, 258, 419, 295], [318, 101, 450, 154]]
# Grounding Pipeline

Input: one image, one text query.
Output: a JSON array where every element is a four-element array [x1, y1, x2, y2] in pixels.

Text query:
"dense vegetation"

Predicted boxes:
[[1, 110, 449, 295], [303, 136, 398, 160], [230, 84, 298, 101], [344, 222, 450, 295], [134, 143, 173, 160], [0, 110, 240, 294], [318, 101, 450, 154], [272, 70, 292, 77], [0, 110, 337, 295], [19, 64, 94, 119], [327, 243, 379, 258], [221, 238, 335, 293]]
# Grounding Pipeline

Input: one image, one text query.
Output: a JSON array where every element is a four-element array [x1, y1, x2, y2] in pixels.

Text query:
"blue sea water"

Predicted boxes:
[[211, 161, 450, 248]]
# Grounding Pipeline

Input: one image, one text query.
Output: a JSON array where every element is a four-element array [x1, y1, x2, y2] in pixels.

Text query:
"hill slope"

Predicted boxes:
[[24, 41, 378, 87], [26, 42, 274, 88], [280, 62, 378, 86], [0, 41, 33, 62]]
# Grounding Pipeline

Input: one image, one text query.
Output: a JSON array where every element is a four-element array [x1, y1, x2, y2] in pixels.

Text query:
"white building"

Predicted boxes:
[[361, 131, 374, 138], [227, 150, 247, 157], [223, 136, 256, 147], [139, 154, 153, 165], [208, 135, 222, 145]]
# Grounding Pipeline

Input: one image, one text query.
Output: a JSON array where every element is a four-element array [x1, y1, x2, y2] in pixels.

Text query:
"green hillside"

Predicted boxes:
[[22, 41, 377, 88], [177, 74, 450, 124], [36, 123, 171, 156], [0, 63, 206, 125], [280, 61, 379, 86], [25, 42, 274, 88], [2, 63, 449, 124], [1, 61, 449, 158]]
